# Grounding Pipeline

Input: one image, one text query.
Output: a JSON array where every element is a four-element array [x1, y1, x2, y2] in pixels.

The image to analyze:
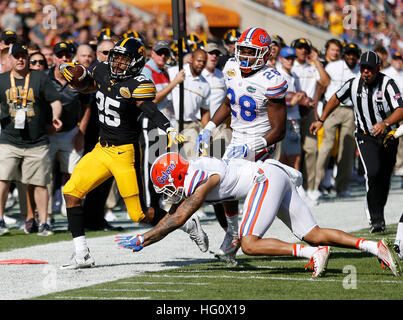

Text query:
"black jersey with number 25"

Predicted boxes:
[[92, 62, 156, 145]]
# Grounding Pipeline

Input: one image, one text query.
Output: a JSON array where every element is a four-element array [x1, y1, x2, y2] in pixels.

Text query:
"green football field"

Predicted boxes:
[[16, 224, 399, 301]]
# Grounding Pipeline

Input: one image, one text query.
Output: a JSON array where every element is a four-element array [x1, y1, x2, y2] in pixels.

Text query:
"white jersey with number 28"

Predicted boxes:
[[222, 58, 288, 144]]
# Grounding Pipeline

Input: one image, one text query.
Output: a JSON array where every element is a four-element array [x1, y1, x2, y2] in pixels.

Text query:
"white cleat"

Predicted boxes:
[[305, 246, 330, 278], [60, 250, 95, 270], [187, 215, 209, 253], [377, 239, 401, 276], [214, 237, 241, 265], [216, 231, 234, 256]]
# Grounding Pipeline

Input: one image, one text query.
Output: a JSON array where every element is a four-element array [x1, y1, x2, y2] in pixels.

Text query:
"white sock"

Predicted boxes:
[[226, 213, 239, 238], [355, 238, 378, 256], [292, 244, 317, 258], [395, 222, 403, 246], [73, 236, 89, 254]]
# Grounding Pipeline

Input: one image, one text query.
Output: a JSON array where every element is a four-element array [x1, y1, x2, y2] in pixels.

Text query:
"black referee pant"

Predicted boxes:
[[355, 131, 399, 227]]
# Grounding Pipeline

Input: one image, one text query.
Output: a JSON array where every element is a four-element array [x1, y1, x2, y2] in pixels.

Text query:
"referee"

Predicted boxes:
[[311, 51, 403, 233]]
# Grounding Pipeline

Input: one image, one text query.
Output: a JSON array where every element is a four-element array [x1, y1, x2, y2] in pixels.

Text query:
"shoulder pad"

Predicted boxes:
[[264, 71, 288, 99], [132, 77, 156, 100]]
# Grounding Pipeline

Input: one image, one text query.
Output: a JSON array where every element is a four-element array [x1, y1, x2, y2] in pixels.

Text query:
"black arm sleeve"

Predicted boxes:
[[139, 100, 171, 132]]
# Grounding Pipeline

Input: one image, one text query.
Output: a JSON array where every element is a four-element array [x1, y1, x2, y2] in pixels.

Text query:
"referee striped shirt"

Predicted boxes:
[[335, 73, 403, 134]]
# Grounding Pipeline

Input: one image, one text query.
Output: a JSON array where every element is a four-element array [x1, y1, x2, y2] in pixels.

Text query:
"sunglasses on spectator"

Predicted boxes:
[[30, 59, 46, 65], [156, 50, 170, 57], [56, 52, 72, 59], [99, 50, 110, 55]]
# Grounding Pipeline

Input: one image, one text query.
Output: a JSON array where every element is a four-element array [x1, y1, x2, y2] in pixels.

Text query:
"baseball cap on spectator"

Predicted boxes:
[[280, 46, 296, 58], [392, 52, 402, 60], [153, 40, 170, 53], [53, 42, 72, 57], [291, 38, 312, 53], [204, 42, 225, 55], [271, 35, 286, 47], [359, 51, 381, 69], [343, 43, 361, 57], [1, 30, 17, 44], [10, 43, 28, 57]]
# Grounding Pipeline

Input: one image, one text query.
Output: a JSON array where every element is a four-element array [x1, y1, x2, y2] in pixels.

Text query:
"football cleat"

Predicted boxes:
[[216, 231, 235, 256], [60, 249, 95, 270], [305, 246, 330, 278], [0, 220, 9, 236], [187, 215, 209, 253], [377, 239, 401, 276], [214, 237, 241, 265]]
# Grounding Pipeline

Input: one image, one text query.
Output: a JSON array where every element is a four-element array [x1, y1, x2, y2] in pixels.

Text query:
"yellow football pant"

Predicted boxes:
[[63, 142, 146, 222]]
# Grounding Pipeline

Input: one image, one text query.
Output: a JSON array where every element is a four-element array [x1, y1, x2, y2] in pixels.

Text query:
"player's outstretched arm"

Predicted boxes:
[[142, 174, 220, 248]]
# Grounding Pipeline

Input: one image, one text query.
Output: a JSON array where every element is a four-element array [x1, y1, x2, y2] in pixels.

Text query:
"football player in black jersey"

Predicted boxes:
[[58, 38, 207, 269]]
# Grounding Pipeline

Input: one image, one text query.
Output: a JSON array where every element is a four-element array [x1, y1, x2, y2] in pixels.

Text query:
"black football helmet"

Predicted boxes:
[[108, 38, 146, 81], [223, 29, 241, 44], [97, 28, 115, 41], [123, 30, 145, 45]]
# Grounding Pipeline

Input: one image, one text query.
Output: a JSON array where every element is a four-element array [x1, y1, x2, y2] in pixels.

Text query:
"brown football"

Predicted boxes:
[[69, 64, 89, 88]]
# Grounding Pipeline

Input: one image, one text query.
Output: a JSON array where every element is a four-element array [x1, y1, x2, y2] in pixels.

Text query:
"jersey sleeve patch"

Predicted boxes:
[[265, 79, 288, 98], [187, 170, 208, 196], [132, 80, 157, 100]]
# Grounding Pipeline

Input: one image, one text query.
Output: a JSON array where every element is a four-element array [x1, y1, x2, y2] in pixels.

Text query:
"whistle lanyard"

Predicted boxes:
[[10, 70, 30, 108]]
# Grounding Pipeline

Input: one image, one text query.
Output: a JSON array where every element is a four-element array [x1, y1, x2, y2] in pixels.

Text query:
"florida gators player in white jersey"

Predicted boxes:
[[195, 27, 288, 261], [116, 153, 401, 277]]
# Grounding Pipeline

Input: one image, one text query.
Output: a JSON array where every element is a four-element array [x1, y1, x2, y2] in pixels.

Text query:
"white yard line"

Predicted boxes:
[[0, 189, 402, 300]]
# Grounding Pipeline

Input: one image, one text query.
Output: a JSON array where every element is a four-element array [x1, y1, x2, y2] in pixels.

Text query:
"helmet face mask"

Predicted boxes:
[[235, 28, 271, 74], [108, 38, 146, 81]]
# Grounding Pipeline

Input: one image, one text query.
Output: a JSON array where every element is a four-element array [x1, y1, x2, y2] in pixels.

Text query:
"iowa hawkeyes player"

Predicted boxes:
[[58, 38, 206, 269]]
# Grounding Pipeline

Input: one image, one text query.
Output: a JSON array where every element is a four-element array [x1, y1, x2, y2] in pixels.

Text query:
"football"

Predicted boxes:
[[68, 64, 88, 88]]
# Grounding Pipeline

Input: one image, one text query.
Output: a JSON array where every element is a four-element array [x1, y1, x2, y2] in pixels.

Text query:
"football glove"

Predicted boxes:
[[166, 127, 186, 149], [195, 128, 211, 156], [59, 62, 79, 82], [226, 137, 268, 159], [383, 129, 396, 148], [115, 234, 144, 252], [226, 144, 249, 159]]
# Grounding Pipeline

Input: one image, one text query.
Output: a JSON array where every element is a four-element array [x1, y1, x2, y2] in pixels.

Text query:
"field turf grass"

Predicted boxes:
[[21, 224, 402, 301]]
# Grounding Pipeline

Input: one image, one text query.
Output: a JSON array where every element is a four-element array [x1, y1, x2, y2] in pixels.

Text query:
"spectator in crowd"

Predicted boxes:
[[0, 43, 62, 236], [29, 51, 47, 71], [0, 30, 17, 73], [217, 29, 240, 71], [187, 2, 212, 40], [45, 42, 91, 218], [277, 46, 306, 171], [291, 38, 330, 205], [95, 40, 114, 65], [374, 45, 390, 69], [267, 35, 286, 69], [312, 43, 361, 201], [40, 46, 54, 68], [168, 48, 211, 160], [74, 44, 96, 69]]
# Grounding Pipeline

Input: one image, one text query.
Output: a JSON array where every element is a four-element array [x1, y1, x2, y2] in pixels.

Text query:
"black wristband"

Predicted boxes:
[[318, 119, 324, 123]]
